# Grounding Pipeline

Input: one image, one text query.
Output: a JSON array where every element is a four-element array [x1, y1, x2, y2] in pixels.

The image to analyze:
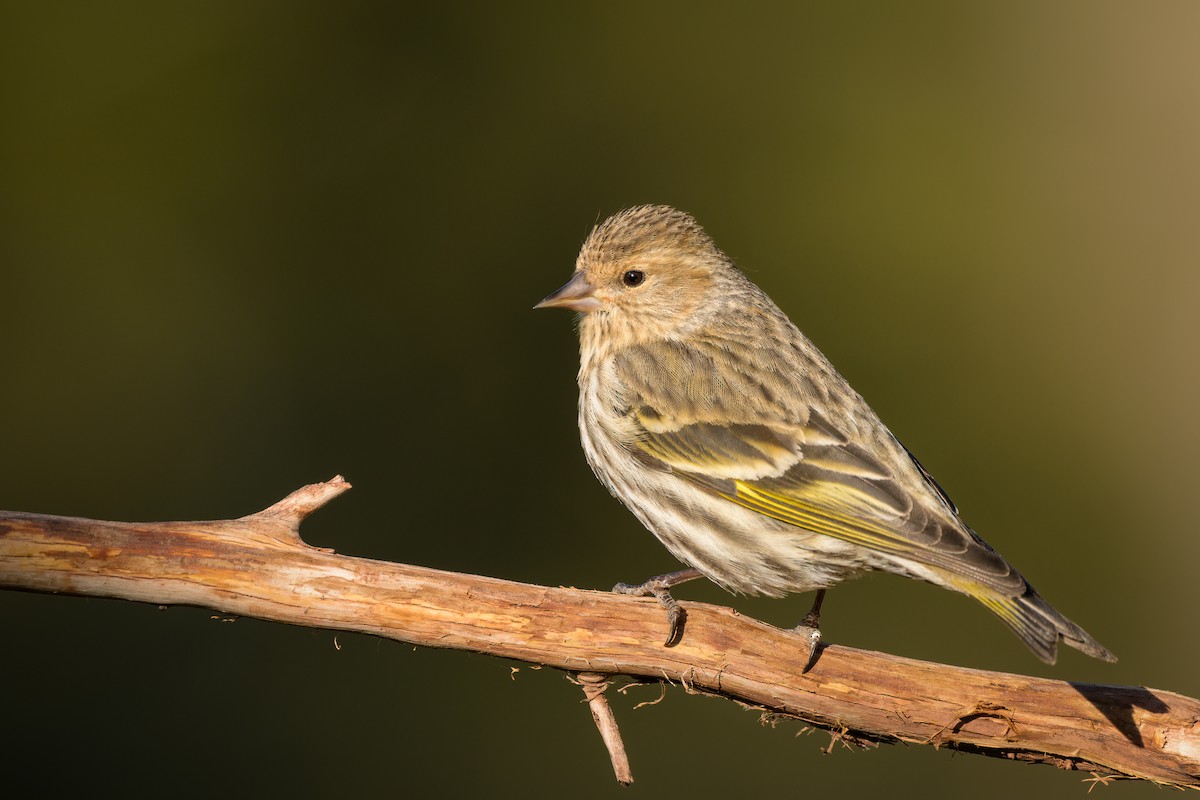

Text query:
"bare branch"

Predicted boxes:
[[1, 478, 1197, 787], [573, 672, 633, 785]]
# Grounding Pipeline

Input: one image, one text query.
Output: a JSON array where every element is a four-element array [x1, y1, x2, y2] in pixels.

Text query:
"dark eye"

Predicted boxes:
[[622, 270, 646, 287]]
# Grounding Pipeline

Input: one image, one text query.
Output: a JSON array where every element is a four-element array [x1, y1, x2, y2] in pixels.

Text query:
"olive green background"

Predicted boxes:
[[2, 2, 1197, 797]]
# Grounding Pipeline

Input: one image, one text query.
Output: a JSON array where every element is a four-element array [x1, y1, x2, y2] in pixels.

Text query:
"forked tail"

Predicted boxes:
[[975, 587, 1117, 665]]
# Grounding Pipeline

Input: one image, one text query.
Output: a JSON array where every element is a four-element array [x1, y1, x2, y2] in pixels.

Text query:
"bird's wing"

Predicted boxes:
[[613, 343, 1025, 595]]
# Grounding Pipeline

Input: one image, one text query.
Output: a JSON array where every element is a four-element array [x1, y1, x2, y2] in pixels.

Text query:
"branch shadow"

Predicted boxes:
[[1070, 682, 1170, 747]]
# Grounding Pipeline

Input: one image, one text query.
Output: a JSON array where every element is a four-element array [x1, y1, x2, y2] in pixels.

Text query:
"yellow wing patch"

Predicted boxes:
[[634, 422, 803, 480], [718, 481, 919, 557]]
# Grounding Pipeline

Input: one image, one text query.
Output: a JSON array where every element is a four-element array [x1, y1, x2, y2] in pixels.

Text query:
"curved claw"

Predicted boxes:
[[796, 589, 827, 673], [651, 587, 686, 647], [612, 568, 702, 648], [798, 625, 822, 673]]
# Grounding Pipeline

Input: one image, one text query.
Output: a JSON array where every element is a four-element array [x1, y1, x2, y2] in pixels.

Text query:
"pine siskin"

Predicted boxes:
[[537, 204, 1115, 666]]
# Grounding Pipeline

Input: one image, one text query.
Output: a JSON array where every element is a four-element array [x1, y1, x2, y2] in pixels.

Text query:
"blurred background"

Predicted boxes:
[[2, 2, 1197, 796]]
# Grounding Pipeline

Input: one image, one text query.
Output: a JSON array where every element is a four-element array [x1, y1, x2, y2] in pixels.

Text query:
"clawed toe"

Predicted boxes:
[[612, 568, 702, 647], [795, 623, 822, 672], [795, 589, 827, 672]]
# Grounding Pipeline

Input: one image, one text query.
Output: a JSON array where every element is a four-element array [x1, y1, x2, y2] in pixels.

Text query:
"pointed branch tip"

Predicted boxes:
[[251, 476, 353, 528]]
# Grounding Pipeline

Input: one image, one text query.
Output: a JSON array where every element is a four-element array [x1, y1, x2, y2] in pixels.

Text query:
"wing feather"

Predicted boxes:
[[613, 341, 1024, 595]]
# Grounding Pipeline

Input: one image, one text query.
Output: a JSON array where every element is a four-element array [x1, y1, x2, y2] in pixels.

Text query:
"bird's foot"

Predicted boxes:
[[794, 623, 822, 673], [613, 568, 703, 647], [794, 589, 826, 673]]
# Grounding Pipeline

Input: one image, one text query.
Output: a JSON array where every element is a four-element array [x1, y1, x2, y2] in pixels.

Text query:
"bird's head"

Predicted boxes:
[[536, 205, 739, 348]]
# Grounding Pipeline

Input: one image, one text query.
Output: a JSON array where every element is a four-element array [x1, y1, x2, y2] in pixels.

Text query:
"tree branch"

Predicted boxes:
[[1, 477, 1197, 787]]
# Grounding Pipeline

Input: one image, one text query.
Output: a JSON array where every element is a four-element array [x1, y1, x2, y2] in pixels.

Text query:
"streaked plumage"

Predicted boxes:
[[538, 204, 1114, 665]]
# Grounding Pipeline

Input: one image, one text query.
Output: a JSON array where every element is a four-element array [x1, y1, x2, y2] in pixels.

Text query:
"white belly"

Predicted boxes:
[[577, 368, 879, 597]]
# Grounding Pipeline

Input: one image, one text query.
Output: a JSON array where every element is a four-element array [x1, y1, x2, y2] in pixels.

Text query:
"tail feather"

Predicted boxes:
[[978, 588, 1117, 665]]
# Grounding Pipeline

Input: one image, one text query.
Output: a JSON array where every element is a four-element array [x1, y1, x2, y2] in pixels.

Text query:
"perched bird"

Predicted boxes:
[[536, 204, 1115, 666]]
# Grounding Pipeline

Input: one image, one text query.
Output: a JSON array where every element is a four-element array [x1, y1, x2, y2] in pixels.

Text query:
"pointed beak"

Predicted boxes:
[[534, 271, 602, 312]]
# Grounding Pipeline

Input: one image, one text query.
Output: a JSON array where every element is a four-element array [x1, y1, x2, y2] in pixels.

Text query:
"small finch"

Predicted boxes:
[[537, 204, 1115, 666]]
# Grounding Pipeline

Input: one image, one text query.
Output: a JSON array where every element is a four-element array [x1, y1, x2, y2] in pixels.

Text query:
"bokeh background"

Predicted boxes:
[[2, 2, 1197, 797]]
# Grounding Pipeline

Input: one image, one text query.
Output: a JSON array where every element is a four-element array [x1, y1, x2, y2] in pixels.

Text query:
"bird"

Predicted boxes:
[[535, 204, 1115, 667]]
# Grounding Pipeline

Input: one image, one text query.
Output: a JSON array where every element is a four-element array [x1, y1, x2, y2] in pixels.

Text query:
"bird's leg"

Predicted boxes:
[[795, 589, 826, 672], [613, 568, 703, 647]]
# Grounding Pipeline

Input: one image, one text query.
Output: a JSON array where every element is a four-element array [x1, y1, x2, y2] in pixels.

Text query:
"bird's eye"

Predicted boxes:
[[622, 270, 646, 287]]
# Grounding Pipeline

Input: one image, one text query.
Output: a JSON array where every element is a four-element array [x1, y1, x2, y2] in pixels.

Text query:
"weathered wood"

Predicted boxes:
[[1, 477, 1197, 787]]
